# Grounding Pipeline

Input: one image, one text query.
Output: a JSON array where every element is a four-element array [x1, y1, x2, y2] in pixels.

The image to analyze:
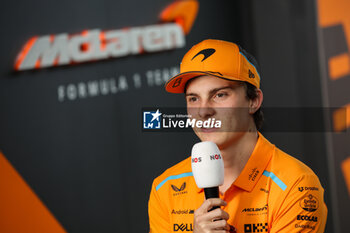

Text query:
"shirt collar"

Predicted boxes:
[[233, 132, 274, 192], [196, 132, 275, 193]]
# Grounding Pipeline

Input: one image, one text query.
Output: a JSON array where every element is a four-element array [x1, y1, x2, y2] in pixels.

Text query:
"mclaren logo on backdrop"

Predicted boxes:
[[14, 0, 199, 71], [191, 48, 216, 61]]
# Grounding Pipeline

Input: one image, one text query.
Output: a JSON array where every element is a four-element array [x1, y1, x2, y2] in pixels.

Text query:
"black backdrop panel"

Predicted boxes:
[[252, 0, 333, 232], [0, 1, 249, 232]]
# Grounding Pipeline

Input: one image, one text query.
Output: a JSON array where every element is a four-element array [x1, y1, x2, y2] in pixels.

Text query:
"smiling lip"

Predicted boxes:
[[200, 127, 218, 133]]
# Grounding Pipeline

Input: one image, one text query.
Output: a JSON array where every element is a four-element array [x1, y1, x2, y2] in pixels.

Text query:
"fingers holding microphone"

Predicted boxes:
[[193, 198, 230, 233]]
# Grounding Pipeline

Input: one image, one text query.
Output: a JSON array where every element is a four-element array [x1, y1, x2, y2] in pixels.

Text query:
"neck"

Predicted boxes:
[[219, 131, 259, 194]]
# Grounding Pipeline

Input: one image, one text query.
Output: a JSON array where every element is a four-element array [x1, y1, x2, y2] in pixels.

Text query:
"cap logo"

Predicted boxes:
[[248, 69, 255, 79], [191, 48, 216, 62], [172, 77, 182, 88]]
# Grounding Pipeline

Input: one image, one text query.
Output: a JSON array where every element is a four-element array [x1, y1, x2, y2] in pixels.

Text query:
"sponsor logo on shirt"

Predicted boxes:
[[297, 215, 318, 222], [173, 223, 193, 231], [259, 188, 269, 193], [171, 182, 188, 196], [295, 224, 315, 230], [244, 222, 268, 232], [248, 167, 259, 181], [298, 186, 319, 192], [300, 194, 319, 212], [171, 209, 194, 215], [242, 204, 268, 213]]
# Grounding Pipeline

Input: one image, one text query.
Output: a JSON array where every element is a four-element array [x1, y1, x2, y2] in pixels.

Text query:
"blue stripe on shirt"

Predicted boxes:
[[263, 170, 287, 191], [156, 172, 193, 191]]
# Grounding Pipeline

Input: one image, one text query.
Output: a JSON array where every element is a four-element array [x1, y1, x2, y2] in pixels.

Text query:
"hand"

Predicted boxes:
[[193, 198, 230, 233]]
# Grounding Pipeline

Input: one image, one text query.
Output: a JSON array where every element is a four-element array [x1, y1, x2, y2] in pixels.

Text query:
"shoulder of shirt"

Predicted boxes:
[[274, 146, 316, 175], [152, 156, 192, 188], [269, 144, 321, 188]]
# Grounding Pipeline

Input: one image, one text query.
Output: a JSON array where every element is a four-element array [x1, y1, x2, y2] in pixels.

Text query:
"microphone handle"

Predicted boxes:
[[204, 187, 219, 199], [204, 187, 236, 232], [204, 187, 220, 210]]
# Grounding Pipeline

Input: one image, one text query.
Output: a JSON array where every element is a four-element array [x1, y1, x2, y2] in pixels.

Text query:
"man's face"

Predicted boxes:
[[185, 75, 255, 149]]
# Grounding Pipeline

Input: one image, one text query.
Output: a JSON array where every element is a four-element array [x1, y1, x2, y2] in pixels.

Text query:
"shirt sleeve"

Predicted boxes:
[[148, 179, 171, 233], [269, 174, 327, 233]]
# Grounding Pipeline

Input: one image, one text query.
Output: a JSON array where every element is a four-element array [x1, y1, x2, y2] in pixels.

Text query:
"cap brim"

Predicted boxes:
[[165, 71, 244, 93]]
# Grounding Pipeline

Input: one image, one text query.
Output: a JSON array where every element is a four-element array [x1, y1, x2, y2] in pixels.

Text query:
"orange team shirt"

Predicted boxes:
[[148, 133, 327, 232]]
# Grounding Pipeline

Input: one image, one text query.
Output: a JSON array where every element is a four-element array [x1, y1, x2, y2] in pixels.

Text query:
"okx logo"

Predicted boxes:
[[244, 223, 268, 232], [143, 109, 162, 129]]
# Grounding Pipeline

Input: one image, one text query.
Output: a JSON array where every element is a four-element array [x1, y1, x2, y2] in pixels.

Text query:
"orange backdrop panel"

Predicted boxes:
[[0, 152, 66, 233]]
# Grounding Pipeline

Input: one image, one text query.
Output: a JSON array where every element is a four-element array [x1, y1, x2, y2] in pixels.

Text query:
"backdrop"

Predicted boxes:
[[0, 0, 349, 232]]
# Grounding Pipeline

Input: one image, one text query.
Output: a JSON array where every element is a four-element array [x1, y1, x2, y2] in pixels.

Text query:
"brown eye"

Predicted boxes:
[[215, 92, 227, 98], [187, 96, 198, 103]]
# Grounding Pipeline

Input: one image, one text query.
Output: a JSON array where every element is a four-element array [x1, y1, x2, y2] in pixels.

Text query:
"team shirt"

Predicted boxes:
[[148, 133, 327, 232]]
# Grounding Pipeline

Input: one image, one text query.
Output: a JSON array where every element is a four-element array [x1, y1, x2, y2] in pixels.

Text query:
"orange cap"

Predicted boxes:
[[165, 39, 261, 93]]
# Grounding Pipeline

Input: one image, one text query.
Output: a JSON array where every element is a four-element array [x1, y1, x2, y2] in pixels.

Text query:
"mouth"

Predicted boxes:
[[199, 127, 218, 133]]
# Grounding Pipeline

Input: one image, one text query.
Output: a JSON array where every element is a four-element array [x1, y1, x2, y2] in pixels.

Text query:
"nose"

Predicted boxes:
[[198, 101, 215, 119]]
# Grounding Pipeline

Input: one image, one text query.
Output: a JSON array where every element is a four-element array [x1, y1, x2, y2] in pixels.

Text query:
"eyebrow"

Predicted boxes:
[[185, 85, 233, 97]]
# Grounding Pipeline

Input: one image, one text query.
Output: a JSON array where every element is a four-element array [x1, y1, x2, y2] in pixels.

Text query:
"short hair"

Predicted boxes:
[[237, 44, 264, 130], [244, 82, 264, 130]]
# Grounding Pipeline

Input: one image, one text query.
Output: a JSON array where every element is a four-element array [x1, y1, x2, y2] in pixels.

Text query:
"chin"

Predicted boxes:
[[196, 130, 243, 149], [196, 131, 227, 145]]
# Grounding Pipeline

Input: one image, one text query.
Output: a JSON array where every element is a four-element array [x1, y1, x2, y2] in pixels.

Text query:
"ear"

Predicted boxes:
[[249, 89, 263, 114]]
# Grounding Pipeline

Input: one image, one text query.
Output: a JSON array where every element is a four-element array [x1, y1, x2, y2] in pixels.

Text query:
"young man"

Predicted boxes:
[[148, 39, 327, 233]]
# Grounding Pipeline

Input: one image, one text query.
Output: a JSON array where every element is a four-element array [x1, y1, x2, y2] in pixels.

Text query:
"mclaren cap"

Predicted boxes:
[[165, 39, 261, 93]]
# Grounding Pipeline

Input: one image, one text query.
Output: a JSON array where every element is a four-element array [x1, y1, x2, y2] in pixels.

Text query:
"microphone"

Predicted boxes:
[[191, 141, 224, 201], [191, 142, 236, 232]]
